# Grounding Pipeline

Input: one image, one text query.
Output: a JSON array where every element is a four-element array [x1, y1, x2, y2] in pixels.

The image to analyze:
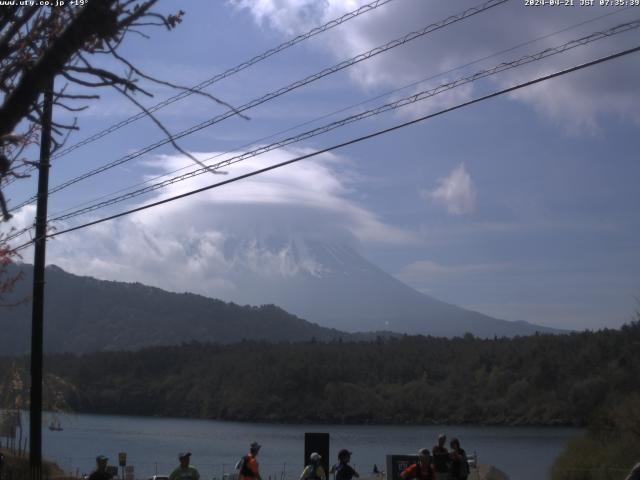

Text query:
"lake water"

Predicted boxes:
[[27, 412, 580, 480]]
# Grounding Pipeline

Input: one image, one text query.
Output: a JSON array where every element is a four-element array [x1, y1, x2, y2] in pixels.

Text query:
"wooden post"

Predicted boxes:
[[29, 75, 54, 480]]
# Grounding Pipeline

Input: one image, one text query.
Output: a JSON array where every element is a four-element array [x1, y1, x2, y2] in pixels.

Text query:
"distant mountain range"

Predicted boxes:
[[0, 247, 560, 355]]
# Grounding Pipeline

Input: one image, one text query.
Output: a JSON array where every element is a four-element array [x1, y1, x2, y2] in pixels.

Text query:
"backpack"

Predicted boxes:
[[305, 465, 322, 480]]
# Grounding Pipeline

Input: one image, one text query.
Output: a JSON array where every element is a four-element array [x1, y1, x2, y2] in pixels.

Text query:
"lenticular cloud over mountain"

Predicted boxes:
[[40, 148, 555, 337], [45, 148, 413, 302]]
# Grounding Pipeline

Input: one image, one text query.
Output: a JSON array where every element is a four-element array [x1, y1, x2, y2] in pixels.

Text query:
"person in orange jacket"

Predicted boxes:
[[400, 449, 434, 480], [238, 442, 262, 480]]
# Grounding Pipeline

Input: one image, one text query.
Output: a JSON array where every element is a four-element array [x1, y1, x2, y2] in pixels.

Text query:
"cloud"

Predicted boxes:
[[396, 258, 511, 295], [399, 259, 511, 278], [230, 0, 640, 128], [229, 0, 355, 36], [4, 148, 417, 298], [425, 163, 476, 215]]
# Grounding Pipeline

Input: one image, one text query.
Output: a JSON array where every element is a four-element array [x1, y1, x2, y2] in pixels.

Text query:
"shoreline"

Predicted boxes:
[[22, 413, 575, 480], [34, 408, 586, 428]]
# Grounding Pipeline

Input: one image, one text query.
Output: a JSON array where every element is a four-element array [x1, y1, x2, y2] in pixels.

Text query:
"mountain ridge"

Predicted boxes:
[[0, 263, 349, 355], [0, 257, 561, 355]]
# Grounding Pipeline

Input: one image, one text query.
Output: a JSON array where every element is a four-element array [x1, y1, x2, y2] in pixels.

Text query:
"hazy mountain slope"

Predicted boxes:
[[0, 264, 346, 355], [218, 239, 560, 337]]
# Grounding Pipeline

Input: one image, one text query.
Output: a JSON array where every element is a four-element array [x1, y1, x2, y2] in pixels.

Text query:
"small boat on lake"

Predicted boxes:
[[48, 416, 63, 432]]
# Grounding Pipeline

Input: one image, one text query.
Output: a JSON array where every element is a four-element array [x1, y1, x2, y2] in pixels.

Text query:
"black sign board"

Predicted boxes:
[[304, 432, 330, 477]]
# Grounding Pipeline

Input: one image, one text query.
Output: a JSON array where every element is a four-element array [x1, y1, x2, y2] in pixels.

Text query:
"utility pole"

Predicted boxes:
[[30, 75, 54, 480]]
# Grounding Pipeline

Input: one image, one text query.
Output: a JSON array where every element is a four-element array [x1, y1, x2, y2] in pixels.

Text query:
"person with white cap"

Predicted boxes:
[[300, 452, 326, 480], [88, 455, 113, 480], [169, 452, 200, 480]]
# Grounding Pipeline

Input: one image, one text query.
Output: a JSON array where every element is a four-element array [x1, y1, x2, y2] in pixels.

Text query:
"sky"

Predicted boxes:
[[2, 0, 640, 330]]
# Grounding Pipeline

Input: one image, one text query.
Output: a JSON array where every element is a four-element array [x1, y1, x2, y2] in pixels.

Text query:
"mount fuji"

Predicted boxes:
[[0, 236, 559, 356], [203, 236, 558, 337]]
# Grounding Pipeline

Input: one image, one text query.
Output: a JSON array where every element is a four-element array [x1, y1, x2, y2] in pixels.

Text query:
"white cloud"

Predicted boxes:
[[5, 148, 417, 299], [396, 258, 511, 289], [425, 163, 476, 215], [399, 259, 510, 278], [231, 0, 640, 128], [229, 0, 358, 36]]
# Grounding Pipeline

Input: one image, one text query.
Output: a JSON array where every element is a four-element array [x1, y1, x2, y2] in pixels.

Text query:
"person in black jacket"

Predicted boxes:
[[331, 449, 359, 480], [431, 434, 450, 480], [88, 455, 112, 480], [450, 439, 469, 480]]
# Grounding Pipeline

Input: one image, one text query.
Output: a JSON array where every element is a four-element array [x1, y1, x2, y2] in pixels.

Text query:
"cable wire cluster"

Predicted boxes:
[[9, 43, 640, 254], [45, 19, 640, 223], [45, 7, 634, 221], [5, 0, 399, 184], [6, 2, 639, 253], [9, 0, 508, 212], [50, 0, 399, 159]]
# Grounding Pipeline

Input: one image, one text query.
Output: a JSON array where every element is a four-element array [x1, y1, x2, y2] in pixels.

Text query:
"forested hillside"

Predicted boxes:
[[0, 264, 348, 355], [2, 320, 638, 426]]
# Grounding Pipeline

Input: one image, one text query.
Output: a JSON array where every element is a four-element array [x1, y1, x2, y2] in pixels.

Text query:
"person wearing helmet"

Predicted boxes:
[[238, 442, 262, 480], [300, 452, 326, 480], [400, 449, 434, 480], [330, 449, 359, 480]]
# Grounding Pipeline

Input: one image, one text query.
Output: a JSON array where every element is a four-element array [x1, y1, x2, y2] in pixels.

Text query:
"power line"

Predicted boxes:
[[8, 0, 508, 212], [11, 43, 640, 253], [44, 19, 640, 224], [6, 17, 638, 243], [51, 0, 399, 160], [45, 7, 635, 222], [5, 0, 399, 183], [3, 2, 629, 190]]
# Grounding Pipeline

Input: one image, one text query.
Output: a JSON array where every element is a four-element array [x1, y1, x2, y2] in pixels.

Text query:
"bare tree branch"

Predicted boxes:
[[106, 42, 250, 120], [112, 84, 227, 175], [0, 0, 239, 242], [0, 0, 120, 139]]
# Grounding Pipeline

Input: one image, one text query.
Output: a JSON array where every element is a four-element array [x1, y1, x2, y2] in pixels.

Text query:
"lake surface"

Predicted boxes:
[[26, 412, 580, 480]]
